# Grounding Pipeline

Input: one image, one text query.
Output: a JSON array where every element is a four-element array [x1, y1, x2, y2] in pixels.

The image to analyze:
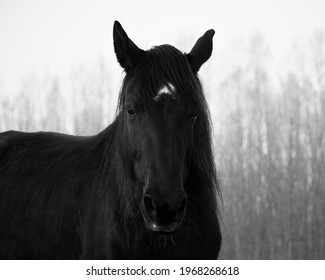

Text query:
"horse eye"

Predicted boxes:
[[189, 112, 199, 120], [135, 153, 141, 161], [125, 106, 137, 117]]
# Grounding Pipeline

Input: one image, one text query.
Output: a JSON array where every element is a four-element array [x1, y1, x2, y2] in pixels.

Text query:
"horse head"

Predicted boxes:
[[113, 21, 214, 234]]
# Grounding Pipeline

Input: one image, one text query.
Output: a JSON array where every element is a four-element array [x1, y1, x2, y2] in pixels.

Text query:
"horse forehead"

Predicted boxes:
[[153, 83, 176, 102]]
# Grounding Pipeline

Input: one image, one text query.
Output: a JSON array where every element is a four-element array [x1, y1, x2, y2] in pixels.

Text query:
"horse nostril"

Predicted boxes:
[[143, 195, 156, 215], [178, 197, 187, 212]]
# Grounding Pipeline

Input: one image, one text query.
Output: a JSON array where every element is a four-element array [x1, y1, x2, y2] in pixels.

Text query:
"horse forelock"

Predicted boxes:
[[117, 45, 202, 112]]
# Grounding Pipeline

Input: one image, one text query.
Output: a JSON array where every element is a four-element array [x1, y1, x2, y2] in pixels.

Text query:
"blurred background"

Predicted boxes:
[[0, 0, 324, 259]]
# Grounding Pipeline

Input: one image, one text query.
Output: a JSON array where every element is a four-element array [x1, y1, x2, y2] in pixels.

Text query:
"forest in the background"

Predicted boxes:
[[0, 32, 324, 259]]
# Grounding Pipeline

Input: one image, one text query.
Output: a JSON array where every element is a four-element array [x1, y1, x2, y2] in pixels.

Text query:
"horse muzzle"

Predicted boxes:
[[140, 191, 187, 234]]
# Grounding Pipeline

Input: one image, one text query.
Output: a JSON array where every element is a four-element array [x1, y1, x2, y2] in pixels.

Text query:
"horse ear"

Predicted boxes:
[[187, 29, 215, 73], [113, 21, 145, 72]]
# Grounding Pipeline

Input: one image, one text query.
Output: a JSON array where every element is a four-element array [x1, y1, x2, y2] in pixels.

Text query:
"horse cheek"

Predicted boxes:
[[133, 158, 145, 184]]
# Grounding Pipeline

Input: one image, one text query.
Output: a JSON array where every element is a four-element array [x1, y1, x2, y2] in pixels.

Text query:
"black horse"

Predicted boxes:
[[0, 21, 221, 259]]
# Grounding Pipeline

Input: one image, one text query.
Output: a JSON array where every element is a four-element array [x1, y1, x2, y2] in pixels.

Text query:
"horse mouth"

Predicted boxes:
[[146, 220, 181, 234], [140, 208, 183, 234]]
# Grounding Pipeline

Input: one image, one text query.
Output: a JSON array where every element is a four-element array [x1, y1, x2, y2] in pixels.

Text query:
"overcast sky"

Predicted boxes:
[[0, 0, 325, 93]]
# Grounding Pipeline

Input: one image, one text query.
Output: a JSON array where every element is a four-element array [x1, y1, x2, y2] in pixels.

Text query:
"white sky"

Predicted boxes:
[[0, 0, 325, 93]]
